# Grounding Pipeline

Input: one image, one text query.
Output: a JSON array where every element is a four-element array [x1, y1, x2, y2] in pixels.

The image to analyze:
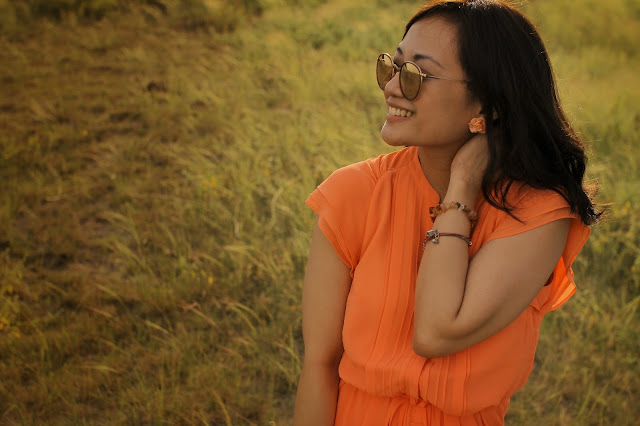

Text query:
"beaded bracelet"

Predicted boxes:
[[423, 229, 472, 248], [429, 202, 478, 227]]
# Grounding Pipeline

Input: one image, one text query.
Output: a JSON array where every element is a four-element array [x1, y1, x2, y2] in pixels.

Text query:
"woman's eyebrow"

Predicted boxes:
[[396, 46, 445, 70]]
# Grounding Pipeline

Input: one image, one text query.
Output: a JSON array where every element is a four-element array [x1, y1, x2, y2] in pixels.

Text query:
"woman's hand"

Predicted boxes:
[[449, 133, 489, 197]]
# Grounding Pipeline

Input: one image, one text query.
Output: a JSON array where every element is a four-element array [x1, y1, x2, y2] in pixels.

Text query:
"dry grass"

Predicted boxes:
[[0, 0, 638, 424]]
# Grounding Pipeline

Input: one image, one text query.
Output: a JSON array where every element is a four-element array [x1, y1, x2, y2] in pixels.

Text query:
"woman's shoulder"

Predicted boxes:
[[482, 182, 572, 218], [308, 146, 415, 231], [306, 148, 415, 272], [326, 146, 416, 187], [478, 182, 587, 243]]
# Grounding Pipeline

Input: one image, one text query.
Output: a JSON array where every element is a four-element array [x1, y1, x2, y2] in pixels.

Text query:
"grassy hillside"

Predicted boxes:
[[0, 0, 638, 424]]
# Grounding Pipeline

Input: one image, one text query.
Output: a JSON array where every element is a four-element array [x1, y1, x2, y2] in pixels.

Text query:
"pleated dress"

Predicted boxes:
[[305, 146, 590, 425]]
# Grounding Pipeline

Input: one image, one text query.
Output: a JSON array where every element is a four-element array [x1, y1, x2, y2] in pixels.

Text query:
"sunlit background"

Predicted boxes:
[[0, 0, 638, 424]]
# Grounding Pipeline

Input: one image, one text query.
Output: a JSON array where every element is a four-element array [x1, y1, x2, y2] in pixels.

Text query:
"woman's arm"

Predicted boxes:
[[413, 135, 571, 358], [293, 218, 352, 426]]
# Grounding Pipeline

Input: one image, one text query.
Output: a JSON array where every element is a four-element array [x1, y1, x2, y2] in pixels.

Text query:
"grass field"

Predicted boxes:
[[0, 0, 638, 424]]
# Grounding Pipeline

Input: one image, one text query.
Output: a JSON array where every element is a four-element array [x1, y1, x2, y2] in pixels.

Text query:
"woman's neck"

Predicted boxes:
[[417, 145, 458, 201]]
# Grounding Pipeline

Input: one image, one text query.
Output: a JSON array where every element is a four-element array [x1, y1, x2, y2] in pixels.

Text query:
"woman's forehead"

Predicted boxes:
[[398, 18, 460, 70]]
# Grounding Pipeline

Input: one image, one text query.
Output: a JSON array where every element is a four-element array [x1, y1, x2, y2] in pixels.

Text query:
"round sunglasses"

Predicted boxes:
[[376, 53, 469, 101]]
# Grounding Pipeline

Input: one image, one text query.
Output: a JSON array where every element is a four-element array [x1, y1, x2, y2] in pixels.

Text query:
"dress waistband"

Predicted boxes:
[[386, 394, 430, 426]]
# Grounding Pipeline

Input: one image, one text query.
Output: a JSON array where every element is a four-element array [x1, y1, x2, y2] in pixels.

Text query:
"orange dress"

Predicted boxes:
[[305, 146, 590, 425]]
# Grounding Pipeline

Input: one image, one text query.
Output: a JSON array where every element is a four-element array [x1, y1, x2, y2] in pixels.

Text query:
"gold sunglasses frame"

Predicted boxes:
[[376, 53, 470, 101]]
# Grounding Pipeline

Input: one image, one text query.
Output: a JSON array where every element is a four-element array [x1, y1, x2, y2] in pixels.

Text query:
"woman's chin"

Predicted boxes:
[[381, 126, 409, 147]]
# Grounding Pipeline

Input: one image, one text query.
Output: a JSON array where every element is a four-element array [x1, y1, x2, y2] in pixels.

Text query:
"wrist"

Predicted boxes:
[[443, 182, 479, 206]]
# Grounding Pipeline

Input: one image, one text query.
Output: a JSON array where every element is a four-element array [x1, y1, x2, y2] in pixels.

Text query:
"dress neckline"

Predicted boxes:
[[407, 146, 441, 205]]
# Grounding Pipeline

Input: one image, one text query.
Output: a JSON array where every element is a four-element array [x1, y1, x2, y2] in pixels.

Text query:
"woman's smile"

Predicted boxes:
[[387, 105, 414, 120]]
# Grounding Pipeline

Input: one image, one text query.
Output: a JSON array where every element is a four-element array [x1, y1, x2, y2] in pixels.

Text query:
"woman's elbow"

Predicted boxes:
[[412, 328, 456, 358], [413, 338, 447, 359]]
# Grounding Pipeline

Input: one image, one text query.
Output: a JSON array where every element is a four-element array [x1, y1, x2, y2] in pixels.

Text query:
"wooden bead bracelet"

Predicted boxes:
[[429, 201, 478, 227]]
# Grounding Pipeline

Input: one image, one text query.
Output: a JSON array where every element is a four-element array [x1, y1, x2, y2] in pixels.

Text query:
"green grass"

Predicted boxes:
[[0, 0, 638, 424]]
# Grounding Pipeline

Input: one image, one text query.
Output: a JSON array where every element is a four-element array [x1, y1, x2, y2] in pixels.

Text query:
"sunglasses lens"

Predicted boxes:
[[400, 62, 422, 100], [376, 54, 394, 90]]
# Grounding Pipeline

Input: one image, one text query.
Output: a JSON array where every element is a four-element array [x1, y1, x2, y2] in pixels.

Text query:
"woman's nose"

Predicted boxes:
[[383, 70, 403, 99]]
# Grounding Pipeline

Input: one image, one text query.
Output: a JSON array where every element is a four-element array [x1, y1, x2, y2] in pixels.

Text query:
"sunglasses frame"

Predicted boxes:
[[376, 53, 470, 101]]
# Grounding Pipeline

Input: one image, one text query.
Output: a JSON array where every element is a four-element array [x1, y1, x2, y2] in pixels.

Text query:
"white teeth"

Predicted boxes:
[[388, 106, 413, 117]]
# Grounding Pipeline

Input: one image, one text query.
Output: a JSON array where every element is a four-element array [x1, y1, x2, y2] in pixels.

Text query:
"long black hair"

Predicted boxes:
[[405, 0, 600, 225]]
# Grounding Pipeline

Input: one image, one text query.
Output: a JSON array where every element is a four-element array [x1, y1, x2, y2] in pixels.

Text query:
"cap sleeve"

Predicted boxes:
[[486, 187, 591, 312], [486, 187, 572, 241], [305, 163, 376, 277]]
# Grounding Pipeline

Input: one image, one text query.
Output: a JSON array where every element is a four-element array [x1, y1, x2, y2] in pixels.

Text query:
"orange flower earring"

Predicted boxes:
[[468, 117, 486, 134]]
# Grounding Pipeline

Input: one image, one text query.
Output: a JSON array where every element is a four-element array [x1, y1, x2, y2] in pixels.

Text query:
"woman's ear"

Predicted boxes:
[[480, 108, 499, 120]]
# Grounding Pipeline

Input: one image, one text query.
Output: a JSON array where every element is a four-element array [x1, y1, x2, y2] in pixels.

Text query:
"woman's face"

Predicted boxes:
[[380, 17, 481, 150]]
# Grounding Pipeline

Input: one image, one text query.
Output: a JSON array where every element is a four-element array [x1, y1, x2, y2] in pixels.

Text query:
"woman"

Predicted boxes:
[[293, 0, 599, 424]]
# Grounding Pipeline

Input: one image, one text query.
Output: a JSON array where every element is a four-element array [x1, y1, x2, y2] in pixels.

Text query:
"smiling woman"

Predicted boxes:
[[293, 0, 599, 425]]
